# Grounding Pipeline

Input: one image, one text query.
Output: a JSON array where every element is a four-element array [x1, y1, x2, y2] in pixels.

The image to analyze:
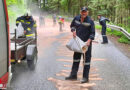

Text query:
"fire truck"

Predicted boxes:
[[0, 0, 12, 89]]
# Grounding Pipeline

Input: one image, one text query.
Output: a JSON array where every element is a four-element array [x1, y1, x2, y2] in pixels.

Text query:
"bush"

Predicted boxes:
[[107, 30, 122, 37], [95, 25, 101, 29], [7, 0, 27, 23], [118, 35, 130, 44]]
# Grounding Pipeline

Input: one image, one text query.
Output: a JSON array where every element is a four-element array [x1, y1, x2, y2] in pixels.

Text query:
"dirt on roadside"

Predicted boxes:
[[108, 35, 130, 59], [96, 28, 130, 59]]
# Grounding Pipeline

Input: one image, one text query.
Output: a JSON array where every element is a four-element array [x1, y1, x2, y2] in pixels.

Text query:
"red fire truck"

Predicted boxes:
[[0, 0, 12, 89]]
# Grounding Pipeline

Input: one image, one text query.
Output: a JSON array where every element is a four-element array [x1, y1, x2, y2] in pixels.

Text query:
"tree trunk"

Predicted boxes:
[[43, 0, 45, 8], [57, 0, 60, 14]]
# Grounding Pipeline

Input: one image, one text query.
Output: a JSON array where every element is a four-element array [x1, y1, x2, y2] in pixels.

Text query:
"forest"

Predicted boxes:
[[7, 0, 130, 43], [36, 0, 130, 29]]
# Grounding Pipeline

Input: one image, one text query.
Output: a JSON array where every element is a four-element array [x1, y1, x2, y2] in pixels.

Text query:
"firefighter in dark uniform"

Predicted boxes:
[[52, 14, 57, 26], [65, 7, 95, 83], [16, 13, 37, 38], [39, 12, 45, 27], [98, 15, 110, 44]]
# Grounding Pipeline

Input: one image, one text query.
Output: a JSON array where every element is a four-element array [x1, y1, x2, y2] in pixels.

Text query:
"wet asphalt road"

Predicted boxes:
[[8, 18, 130, 90]]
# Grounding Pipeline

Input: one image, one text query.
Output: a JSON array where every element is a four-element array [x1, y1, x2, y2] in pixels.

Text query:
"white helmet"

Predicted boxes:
[[24, 11, 31, 16], [59, 16, 62, 19]]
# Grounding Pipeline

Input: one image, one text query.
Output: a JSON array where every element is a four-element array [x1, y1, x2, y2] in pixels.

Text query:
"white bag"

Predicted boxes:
[[16, 23, 24, 38], [66, 36, 88, 53]]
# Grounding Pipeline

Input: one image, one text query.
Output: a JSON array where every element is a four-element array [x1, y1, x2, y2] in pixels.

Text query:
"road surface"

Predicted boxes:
[[8, 17, 130, 90]]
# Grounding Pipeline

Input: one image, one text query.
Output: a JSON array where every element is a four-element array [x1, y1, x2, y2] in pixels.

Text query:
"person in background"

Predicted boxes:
[[61, 17, 65, 27], [58, 16, 63, 31], [97, 15, 110, 44], [39, 13, 45, 27], [52, 14, 57, 26]]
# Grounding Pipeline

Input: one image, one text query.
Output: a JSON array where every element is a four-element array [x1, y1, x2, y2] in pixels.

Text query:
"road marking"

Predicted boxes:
[[48, 77, 96, 90], [92, 58, 106, 61], [47, 28, 105, 90], [57, 59, 73, 63]]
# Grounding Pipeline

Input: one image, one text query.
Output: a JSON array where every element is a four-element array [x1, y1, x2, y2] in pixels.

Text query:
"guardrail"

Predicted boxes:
[[94, 21, 130, 39], [65, 17, 130, 39]]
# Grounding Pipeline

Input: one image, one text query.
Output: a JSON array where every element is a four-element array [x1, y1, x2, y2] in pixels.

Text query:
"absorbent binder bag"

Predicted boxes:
[[66, 36, 88, 53]]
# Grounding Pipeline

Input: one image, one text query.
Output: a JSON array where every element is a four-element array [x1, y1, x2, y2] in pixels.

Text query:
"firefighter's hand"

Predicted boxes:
[[24, 31, 26, 34], [72, 31, 76, 38], [86, 39, 92, 46]]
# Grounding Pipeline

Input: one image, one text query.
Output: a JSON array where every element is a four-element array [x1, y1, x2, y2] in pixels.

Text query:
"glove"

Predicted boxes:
[[71, 27, 76, 32]]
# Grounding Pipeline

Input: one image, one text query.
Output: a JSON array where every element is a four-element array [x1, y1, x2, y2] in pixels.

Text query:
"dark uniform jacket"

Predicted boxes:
[[70, 15, 95, 42], [16, 16, 36, 36], [99, 16, 110, 27]]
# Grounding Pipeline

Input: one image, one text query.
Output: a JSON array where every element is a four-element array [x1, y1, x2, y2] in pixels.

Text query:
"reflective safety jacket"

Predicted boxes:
[[16, 16, 37, 37], [70, 15, 95, 42], [58, 18, 63, 24]]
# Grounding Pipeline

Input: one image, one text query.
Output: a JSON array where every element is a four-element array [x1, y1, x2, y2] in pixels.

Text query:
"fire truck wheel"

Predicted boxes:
[[27, 49, 37, 70]]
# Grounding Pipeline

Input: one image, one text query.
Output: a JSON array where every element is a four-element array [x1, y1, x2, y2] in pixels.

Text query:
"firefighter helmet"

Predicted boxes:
[[24, 11, 31, 17]]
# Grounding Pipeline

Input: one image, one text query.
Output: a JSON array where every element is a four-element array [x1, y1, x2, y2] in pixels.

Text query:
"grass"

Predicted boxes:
[[7, 0, 27, 23], [96, 25, 130, 44]]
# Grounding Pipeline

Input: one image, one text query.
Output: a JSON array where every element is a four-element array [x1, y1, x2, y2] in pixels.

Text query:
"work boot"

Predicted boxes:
[[65, 75, 77, 80], [80, 78, 89, 83], [101, 42, 108, 44]]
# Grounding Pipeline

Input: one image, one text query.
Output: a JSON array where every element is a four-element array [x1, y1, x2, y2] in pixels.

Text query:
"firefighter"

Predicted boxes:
[[97, 15, 110, 44], [39, 13, 45, 27], [16, 12, 36, 38], [58, 16, 63, 31], [52, 14, 57, 26], [61, 18, 65, 27], [65, 7, 95, 83]]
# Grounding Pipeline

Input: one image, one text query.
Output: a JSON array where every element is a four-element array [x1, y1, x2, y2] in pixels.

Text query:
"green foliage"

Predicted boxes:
[[7, 0, 18, 6], [128, 16, 130, 28], [127, 28, 130, 33], [7, 8, 17, 22], [7, 0, 27, 23], [107, 30, 122, 37], [118, 35, 130, 44], [95, 25, 101, 29], [97, 10, 108, 15]]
